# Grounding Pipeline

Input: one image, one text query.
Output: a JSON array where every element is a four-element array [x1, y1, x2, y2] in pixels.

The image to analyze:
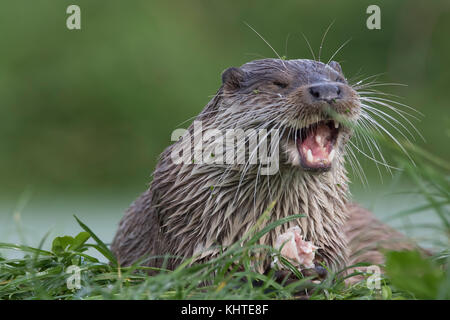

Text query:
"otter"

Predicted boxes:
[[111, 58, 416, 275]]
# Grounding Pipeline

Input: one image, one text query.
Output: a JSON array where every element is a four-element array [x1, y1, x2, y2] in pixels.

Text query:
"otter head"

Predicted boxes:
[[220, 58, 361, 173]]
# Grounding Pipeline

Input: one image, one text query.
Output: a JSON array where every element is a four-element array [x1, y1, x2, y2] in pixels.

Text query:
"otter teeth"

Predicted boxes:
[[334, 121, 339, 129], [328, 149, 335, 161], [307, 149, 313, 163], [315, 135, 322, 145]]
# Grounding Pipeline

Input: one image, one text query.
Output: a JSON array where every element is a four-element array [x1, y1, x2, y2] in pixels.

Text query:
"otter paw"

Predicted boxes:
[[301, 265, 328, 280], [273, 226, 319, 270]]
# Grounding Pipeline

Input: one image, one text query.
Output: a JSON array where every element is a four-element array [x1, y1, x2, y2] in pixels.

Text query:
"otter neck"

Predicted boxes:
[[158, 156, 350, 270], [221, 165, 350, 269]]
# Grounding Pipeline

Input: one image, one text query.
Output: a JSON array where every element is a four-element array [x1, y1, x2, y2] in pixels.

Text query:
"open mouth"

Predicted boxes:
[[294, 120, 340, 171]]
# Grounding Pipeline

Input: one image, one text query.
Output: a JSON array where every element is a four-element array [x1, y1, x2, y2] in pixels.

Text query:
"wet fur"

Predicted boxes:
[[111, 58, 417, 273]]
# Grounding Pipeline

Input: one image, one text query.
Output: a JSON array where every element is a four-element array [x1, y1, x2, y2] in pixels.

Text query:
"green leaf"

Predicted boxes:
[[51, 236, 74, 254], [381, 285, 392, 300], [385, 250, 444, 299], [74, 215, 117, 266], [68, 232, 91, 251], [0, 243, 53, 256]]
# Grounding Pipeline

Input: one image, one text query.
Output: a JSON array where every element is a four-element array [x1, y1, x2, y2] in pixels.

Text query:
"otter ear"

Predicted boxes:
[[329, 61, 343, 74], [222, 67, 245, 91]]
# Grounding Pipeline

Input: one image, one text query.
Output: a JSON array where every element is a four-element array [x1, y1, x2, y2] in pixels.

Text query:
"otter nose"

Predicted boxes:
[[308, 83, 342, 102]]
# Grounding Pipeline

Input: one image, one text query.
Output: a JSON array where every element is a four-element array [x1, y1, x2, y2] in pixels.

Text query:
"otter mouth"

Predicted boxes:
[[295, 120, 340, 171]]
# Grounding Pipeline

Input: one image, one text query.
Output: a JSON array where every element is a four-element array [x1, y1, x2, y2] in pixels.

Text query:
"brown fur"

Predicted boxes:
[[111, 58, 415, 274]]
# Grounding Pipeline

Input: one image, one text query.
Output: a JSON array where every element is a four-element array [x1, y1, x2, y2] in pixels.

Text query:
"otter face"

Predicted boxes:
[[221, 58, 361, 172]]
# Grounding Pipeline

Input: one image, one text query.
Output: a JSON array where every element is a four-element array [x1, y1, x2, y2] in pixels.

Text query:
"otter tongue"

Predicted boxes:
[[299, 124, 334, 165]]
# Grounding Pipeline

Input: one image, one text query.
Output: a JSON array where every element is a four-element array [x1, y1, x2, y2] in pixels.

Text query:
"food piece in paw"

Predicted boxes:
[[274, 226, 318, 269]]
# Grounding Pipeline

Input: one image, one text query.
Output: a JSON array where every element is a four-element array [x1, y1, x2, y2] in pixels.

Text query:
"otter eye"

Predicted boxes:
[[273, 81, 288, 88], [335, 77, 346, 84]]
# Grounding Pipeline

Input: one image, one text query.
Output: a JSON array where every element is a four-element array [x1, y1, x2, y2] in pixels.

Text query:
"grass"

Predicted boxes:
[[0, 139, 448, 300]]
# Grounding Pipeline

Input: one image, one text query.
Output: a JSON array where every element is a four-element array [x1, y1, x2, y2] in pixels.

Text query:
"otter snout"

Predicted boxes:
[[308, 83, 342, 103]]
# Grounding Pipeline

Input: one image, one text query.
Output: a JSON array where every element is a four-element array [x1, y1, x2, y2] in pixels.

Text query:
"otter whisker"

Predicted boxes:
[[359, 93, 423, 116], [349, 72, 387, 87], [361, 102, 417, 141], [350, 74, 395, 88], [284, 33, 291, 59], [301, 33, 317, 61], [358, 111, 415, 165], [326, 38, 352, 65], [358, 94, 422, 122], [352, 120, 384, 178], [348, 140, 401, 171], [175, 109, 229, 128], [253, 162, 263, 209], [244, 52, 271, 60], [359, 107, 417, 165], [353, 123, 390, 179], [357, 116, 392, 168], [345, 144, 369, 187], [244, 22, 287, 70], [357, 89, 401, 100], [353, 82, 408, 91], [360, 94, 424, 119], [318, 20, 335, 62]]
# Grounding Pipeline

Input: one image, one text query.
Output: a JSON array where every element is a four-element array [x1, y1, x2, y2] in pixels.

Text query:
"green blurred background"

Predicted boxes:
[[0, 0, 449, 249]]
